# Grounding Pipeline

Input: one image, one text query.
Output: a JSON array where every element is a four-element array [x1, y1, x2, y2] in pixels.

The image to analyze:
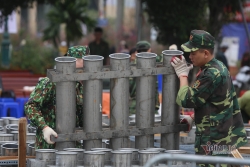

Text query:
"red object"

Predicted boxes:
[[239, 90, 247, 97], [170, 55, 182, 62], [184, 111, 194, 116]]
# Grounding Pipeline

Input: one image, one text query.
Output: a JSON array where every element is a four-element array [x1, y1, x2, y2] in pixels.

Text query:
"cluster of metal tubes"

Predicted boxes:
[[27, 147, 189, 167], [25, 50, 185, 166]]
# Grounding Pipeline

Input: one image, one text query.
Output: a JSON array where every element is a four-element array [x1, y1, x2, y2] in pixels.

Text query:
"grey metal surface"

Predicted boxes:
[[111, 150, 132, 167], [118, 148, 139, 164], [47, 65, 174, 82], [51, 124, 187, 142], [1, 117, 15, 127], [63, 148, 84, 160], [55, 57, 77, 150], [83, 55, 104, 150], [10, 131, 18, 141], [26, 133, 36, 141], [138, 150, 160, 166], [83, 151, 105, 167], [55, 151, 78, 167], [1, 143, 18, 156], [0, 134, 14, 141], [144, 153, 250, 167], [109, 53, 130, 150], [164, 150, 187, 165], [0, 160, 18, 166], [144, 147, 166, 153], [27, 124, 37, 133], [8, 118, 19, 125], [27, 158, 55, 167], [135, 52, 157, 149], [91, 148, 112, 165], [28, 142, 35, 156], [0, 119, 3, 127], [161, 50, 180, 150], [35, 149, 57, 161], [6, 124, 18, 134]]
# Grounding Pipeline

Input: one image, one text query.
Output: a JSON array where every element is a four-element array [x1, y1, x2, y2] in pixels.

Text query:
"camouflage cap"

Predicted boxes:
[[66, 45, 90, 58], [181, 30, 215, 52], [136, 41, 151, 51]]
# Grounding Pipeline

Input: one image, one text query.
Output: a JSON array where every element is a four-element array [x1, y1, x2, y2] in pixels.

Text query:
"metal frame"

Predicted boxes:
[[144, 154, 250, 167], [0, 160, 18, 165], [47, 65, 174, 82], [47, 51, 185, 151], [51, 124, 187, 141]]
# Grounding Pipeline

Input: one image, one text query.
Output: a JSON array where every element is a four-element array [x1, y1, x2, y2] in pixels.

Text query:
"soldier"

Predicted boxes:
[[129, 41, 160, 114], [171, 30, 247, 161], [238, 90, 250, 123], [25, 45, 90, 149], [89, 27, 110, 65]]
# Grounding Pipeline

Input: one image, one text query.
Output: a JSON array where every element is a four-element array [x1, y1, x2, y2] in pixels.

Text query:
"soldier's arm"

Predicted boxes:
[[238, 90, 250, 110], [176, 69, 221, 108], [25, 78, 54, 130]]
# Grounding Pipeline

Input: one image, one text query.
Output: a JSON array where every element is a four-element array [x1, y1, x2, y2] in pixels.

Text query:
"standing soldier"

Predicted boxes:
[[25, 46, 90, 149], [129, 41, 160, 115], [171, 30, 247, 164]]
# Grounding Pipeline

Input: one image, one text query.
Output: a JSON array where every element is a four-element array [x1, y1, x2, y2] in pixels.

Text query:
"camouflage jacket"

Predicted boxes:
[[176, 58, 247, 155], [25, 77, 83, 149]]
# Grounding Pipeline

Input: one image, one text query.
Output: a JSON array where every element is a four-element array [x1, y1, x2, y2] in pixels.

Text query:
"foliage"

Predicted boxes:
[[142, 0, 244, 46], [0, 0, 34, 16], [0, 0, 51, 25], [43, 0, 96, 48], [10, 39, 56, 74], [207, 0, 242, 37]]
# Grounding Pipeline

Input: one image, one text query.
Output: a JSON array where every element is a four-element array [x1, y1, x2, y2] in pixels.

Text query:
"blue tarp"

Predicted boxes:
[[221, 23, 250, 59]]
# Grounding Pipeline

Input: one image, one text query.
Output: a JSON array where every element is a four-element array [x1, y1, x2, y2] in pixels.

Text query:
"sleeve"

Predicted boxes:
[[129, 77, 136, 99], [25, 78, 54, 130], [238, 91, 250, 111], [156, 54, 163, 63], [176, 68, 222, 108]]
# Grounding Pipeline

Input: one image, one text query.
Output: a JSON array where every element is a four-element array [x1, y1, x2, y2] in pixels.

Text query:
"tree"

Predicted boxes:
[[142, 0, 244, 46], [0, 0, 50, 25], [43, 0, 96, 48], [207, 0, 242, 37]]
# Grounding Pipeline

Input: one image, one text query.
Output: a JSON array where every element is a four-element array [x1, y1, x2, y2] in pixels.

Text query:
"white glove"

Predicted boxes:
[[171, 56, 193, 77], [180, 115, 193, 132], [42, 126, 58, 144]]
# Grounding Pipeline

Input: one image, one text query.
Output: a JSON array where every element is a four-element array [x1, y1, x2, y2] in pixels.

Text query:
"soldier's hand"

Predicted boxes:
[[42, 126, 58, 144], [180, 115, 193, 132], [171, 56, 193, 77]]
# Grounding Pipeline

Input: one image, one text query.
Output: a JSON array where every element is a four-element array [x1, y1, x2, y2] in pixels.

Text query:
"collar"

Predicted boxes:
[[200, 58, 216, 70]]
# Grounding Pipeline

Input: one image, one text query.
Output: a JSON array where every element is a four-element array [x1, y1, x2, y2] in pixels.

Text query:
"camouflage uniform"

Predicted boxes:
[[25, 46, 89, 149], [176, 30, 247, 166], [129, 41, 160, 114]]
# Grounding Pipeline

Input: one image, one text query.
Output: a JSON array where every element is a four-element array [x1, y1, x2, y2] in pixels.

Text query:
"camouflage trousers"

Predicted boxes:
[[35, 129, 82, 149], [195, 134, 238, 167]]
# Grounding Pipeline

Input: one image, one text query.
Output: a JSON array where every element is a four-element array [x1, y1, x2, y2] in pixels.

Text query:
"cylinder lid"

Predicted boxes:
[[83, 55, 104, 61], [84, 151, 106, 155], [162, 50, 183, 56], [56, 151, 78, 155]]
